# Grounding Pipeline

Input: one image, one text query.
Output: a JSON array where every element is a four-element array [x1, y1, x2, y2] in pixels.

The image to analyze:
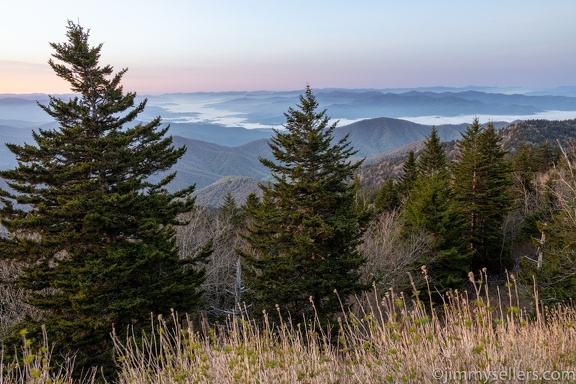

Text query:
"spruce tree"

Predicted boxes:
[[397, 150, 418, 201], [404, 128, 469, 291], [526, 144, 576, 303], [451, 118, 512, 273], [417, 126, 447, 177], [411, 127, 450, 225], [374, 177, 400, 212], [218, 191, 243, 226], [240, 86, 367, 322], [0, 21, 207, 375]]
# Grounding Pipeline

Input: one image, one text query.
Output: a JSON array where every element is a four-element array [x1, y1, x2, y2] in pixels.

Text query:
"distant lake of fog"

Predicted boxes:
[[399, 110, 576, 126]]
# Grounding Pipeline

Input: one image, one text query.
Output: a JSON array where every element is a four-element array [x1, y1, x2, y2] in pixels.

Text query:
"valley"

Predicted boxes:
[[2, 88, 576, 206]]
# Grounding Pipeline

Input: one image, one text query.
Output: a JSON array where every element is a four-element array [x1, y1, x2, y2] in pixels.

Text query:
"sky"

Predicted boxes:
[[1, 0, 576, 94]]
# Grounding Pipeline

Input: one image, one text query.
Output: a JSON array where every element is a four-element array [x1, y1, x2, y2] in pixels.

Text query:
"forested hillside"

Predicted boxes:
[[500, 118, 576, 152], [357, 118, 576, 189]]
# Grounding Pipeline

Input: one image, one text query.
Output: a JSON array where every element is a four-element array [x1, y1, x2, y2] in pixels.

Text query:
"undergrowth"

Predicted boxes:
[[3, 270, 576, 383]]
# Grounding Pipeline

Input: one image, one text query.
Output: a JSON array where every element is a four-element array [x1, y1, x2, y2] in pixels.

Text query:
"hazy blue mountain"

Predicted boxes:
[[525, 86, 576, 97], [4, 88, 576, 142], [0, 97, 52, 122], [235, 138, 274, 159], [319, 91, 535, 120], [3, 88, 576, 206], [409, 90, 576, 111], [198, 89, 576, 125], [160, 136, 270, 191], [333, 117, 442, 158], [168, 122, 273, 146], [193, 175, 262, 207], [0, 124, 36, 169]]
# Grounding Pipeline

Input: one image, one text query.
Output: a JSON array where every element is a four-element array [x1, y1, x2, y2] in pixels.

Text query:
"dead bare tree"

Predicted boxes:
[[0, 260, 39, 336], [177, 205, 247, 318], [359, 210, 433, 293]]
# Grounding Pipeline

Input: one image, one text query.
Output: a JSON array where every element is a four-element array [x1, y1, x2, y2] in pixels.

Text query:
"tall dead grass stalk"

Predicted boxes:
[[110, 272, 576, 383], [0, 326, 97, 384], [2, 272, 574, 382]]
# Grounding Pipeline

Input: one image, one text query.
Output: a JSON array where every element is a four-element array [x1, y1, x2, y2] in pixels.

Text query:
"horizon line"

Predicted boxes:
[[3, 84, 576, 97]]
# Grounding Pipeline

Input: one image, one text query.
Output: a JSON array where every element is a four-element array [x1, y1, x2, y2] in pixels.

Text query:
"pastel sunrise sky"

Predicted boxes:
[[1, 0, 575, 94]]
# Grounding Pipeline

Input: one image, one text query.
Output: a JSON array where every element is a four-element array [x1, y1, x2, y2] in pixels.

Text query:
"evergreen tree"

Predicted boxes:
[[0, 21, 207, 376], [451, 118, 512, 273], [405, 128, 450, 231], [526, 147, 576, 304], [374, 177, 400, 213], [397, 150, 418, 200], [240, 86, 367, 322], [417, 126, 447, 177], [218, 191, 243, 226], [404, 128, 469, 291]]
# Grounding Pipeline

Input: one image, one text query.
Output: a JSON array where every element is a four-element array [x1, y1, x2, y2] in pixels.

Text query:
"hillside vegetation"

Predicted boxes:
[[357, 118, 576, 189], [4, 113, 576, 382], [6, 275, 576, 383]]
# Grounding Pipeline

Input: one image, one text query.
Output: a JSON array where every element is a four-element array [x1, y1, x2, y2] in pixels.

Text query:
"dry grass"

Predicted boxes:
[[0, 326, 97, 384], [111, 271, 576, 383], [4, 271, 576, 383]]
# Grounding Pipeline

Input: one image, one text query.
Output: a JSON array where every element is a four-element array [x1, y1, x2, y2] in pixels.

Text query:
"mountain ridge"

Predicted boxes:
[[2, 88, 576, 206], [4, 88, 576, 129]]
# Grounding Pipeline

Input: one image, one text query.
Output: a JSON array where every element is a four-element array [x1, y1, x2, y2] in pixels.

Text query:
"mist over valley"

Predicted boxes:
[[2, 86, 576, 206]]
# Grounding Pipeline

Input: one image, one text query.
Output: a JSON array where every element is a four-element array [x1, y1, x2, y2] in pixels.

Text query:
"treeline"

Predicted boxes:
[[190, 117, 574, 313], [1, 21, 576, 382]]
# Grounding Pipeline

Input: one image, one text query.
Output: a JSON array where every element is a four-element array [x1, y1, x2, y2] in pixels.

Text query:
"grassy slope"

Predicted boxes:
[[7, 273, 575, 383]]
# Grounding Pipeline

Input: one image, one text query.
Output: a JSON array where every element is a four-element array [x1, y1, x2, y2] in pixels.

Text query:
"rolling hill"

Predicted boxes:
[[0, 114, 564, 206], [2, 89, 576, 206], [193, 176, 262, 208], [160, 136, 270, 191], [163, 117, 479, 192], [356, 118, 576, 189]]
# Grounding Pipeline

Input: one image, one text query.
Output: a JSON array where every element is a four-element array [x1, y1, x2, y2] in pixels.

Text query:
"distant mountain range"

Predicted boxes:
[[1, 88, 576, 206], [144, 89, 576, 127], [4, 88, 576, 128]]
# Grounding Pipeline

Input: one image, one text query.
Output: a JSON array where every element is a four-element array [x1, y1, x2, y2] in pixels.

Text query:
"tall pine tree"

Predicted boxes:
[[404, 127, 469, 291], [0, 21, 207, 376], [374, 177, 400, 213], [417, 127, 447, 177], [451, 118, 512, 273], [397, 150, 418, 201], [240, 86, 367, 322]]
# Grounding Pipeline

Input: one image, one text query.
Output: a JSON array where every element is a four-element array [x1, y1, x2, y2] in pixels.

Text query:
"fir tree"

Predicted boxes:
[[408, 127, 451, 228], [240, 86, 367, 322], [404, 128, 469, 291], [397, 150, 418, 201], [451, 118, 512, 273], [0, 21, 207, 376], [374, 177, 400, 212], [417, 127, 447, 177], [218, 191, 243, 226]]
